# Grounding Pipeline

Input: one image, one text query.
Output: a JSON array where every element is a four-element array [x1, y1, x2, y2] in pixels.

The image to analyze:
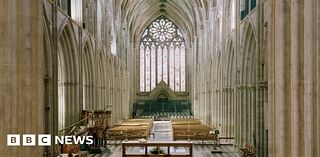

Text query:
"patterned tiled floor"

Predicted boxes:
[[88, 121, 240, 157]]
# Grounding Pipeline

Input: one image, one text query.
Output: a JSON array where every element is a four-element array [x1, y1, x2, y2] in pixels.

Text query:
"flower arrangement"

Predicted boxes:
[[149, 147, 165, 155]]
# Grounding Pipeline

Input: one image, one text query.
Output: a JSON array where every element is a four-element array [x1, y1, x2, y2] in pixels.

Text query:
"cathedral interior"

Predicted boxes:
[[0, 0, 319, 157]]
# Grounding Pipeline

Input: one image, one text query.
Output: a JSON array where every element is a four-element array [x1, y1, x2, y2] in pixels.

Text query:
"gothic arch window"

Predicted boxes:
[[140, 16, 186, 92]]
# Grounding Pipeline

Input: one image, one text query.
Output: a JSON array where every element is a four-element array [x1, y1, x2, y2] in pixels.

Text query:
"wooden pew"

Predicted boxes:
[[171, 119, 216, 141], [108, 125, 149, 139], [171, 119, 201, 125], [172, 124, 216, 141], [124, 118, 153, 122], [107, 119, 152, 143]]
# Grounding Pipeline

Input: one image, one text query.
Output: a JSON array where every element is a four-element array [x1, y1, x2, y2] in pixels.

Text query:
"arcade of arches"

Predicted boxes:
[[0, 0, 319, 157]]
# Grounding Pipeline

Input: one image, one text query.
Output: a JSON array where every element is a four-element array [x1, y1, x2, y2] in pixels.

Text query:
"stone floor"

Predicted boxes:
[[87, 121, 240, 157], [151, 121, 173, 141]]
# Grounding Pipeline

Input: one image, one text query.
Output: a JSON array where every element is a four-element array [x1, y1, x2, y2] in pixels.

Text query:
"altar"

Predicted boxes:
[[122, 141, 193, 157]]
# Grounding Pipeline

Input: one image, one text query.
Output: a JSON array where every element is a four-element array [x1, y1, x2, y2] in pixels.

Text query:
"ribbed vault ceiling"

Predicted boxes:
[[116, 0, 211, 43]]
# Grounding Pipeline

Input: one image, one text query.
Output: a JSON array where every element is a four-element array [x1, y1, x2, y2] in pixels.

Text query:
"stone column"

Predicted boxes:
[[245, 87, 250, 146], [235, 0, 241, 148], [256, 84, 263, 157], [221, 88, 226, 135], [257, 0, 266, 156], [240, 86, 244, 146], [231, 89, 235, 136], [268, 1, 319, 156], [248, 86, 253, 144], [304, 0, 317, 156], [235, 86, 240, 148], [317, 1, 320, 156], [0, 0, 44, 157], [251, 86, 256, 145], [274, 1, 291, 157], [291, 0, 304, 157], [226, 88, 230, 136]]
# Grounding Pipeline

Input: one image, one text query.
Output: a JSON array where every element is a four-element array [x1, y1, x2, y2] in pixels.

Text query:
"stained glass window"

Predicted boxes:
[[140, 16, 186, 92]]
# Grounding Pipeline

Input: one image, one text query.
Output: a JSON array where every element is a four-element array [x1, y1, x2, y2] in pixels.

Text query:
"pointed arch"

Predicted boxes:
[[139, 16, 186, 92], [238, 21, 257, 146], [82, 36, 95, 110], [57, 22, 79, 130], [225, 38, 236, 87], [241, 22, 257, 85]]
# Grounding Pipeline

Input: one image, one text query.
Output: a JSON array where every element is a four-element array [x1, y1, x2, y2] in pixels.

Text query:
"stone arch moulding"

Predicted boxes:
[[56, 21, 80, 131], [149, 81, 176, 100], [240, 21, 257, 84], [225, 38, 235, 87], [57, 16, 72, 39], [241, 19, 257, 43]]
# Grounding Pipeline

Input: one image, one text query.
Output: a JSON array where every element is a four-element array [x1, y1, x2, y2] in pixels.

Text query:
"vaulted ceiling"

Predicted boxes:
[[115, 0, 212, 43]]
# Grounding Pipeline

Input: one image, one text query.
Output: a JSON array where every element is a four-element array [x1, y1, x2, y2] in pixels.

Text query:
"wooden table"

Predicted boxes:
[[122, 141, 193, 157]]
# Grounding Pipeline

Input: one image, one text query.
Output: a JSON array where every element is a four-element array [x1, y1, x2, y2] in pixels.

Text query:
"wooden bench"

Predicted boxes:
[[108, 125, 150, 138], [240, 144, 256, 157], [172, 124, 216, 141], [171, 119, 202, 125], [107, 119, 152, 143], [171, 119, 216, 142]]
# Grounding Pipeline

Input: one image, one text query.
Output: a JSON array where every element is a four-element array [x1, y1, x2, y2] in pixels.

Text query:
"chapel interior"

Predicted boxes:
[[0, 0, 319, 157]]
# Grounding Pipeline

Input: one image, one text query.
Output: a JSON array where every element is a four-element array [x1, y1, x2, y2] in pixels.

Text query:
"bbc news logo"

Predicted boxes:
[[7, 134, 93, 146]]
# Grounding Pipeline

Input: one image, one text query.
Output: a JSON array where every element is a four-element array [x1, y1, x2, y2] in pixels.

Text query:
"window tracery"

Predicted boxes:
[[140, 16, 186, 92]]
